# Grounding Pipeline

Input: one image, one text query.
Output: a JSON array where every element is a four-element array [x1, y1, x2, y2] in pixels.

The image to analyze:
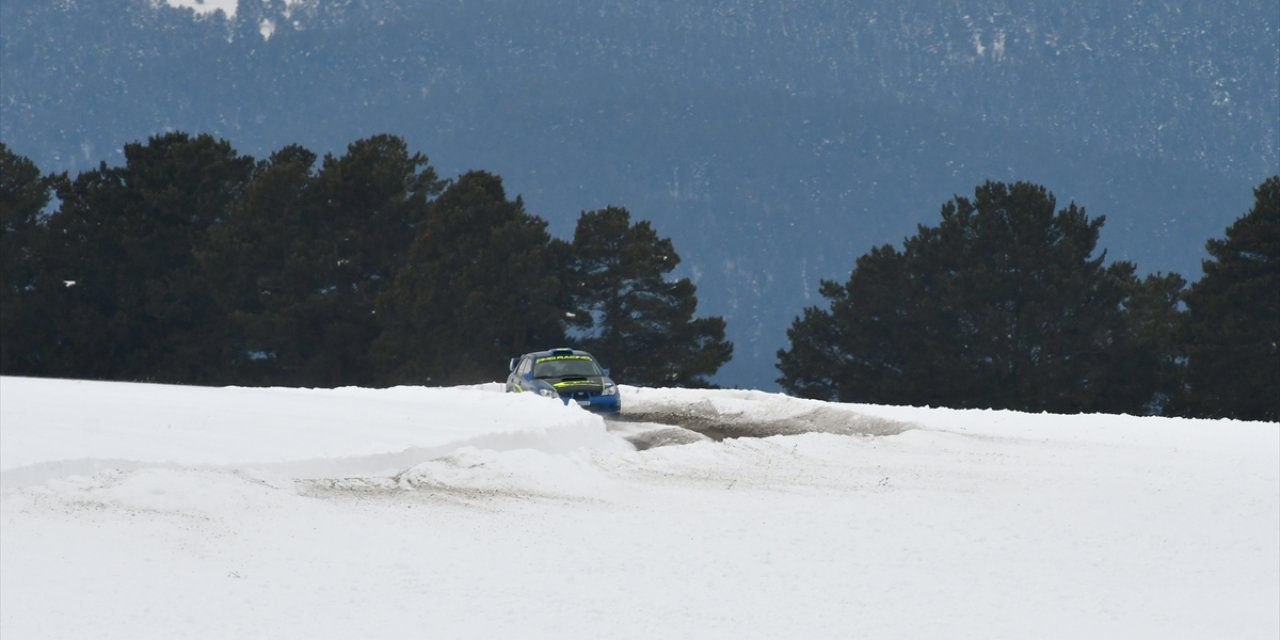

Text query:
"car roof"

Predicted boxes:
[[523, 348, 596, 360]]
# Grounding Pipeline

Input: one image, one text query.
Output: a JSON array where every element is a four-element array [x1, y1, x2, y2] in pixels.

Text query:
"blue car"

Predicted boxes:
[[506, 348, 621, 414]]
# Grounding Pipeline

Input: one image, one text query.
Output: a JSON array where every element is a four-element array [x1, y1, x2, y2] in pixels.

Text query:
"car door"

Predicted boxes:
[[508, 356, 533, 392]]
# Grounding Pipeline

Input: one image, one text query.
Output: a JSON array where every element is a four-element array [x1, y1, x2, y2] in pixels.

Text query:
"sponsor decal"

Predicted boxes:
[[552, 379, 597, 388], [535, 354, 594, 363]]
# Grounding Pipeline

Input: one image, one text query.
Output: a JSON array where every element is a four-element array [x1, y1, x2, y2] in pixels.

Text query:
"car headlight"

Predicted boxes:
[[602, 384, 617, 396], [538, 387, 557, 398]]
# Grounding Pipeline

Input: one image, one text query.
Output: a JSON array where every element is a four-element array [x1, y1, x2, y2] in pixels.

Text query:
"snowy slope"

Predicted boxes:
[[0, 378, 620, 487], [1, 376, 1277, 639]]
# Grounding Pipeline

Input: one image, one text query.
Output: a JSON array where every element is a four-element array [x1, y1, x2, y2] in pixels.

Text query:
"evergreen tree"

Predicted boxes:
[[779, 181, 1160, 413], [202, 135, 443, 386], [1102, 270, 1187, 414], [198, 144, 319, 383], [373, 171, 566, 385], [776, 245, 912, 403], [38, 132, 253, 383], [0, 143, 54, 374], [1180, 176, 1280, 421], [568, 206, 732, 387]]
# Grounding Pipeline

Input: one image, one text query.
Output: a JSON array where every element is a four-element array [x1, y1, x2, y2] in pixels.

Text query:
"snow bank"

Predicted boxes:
[[0, 376, 625, 487]]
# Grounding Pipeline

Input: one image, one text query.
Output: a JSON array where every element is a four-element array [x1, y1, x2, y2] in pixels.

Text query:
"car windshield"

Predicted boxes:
[[533, 355, 601, 379]]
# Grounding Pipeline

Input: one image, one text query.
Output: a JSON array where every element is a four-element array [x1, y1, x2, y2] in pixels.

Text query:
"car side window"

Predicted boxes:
[[517, 357, 532, 377]]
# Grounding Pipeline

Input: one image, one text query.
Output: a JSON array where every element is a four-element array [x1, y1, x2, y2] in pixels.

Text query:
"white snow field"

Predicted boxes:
[[1, 377, 1277, 639]]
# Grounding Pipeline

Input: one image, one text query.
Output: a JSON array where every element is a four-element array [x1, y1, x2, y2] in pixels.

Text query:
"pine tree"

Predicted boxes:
[[0, 144, 55, 374], [198, 144, 319, 384], [373, 171, 567, 385], [776, 245, 911, 403], [38, 132, 254, 383], [1180, 176, 1280, 421], [1100, 270, 1187, 414], [201, 135, 443, 386], [568, 206, 731, 387], [779, 181, 1160, 413]]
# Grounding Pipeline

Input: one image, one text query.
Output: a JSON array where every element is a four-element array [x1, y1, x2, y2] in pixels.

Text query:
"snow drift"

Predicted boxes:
[[1, 376, 1277, 639]]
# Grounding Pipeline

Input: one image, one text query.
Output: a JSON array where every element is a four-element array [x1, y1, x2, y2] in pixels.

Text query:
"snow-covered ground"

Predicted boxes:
[[2, 377, 1276, 639]]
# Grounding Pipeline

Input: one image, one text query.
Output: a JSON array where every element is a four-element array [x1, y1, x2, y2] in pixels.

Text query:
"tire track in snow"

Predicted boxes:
[[297, 403, 922, 500], [608, 404, 915, 449]]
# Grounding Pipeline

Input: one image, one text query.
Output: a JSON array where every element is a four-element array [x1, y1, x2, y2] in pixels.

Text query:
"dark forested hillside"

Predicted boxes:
[[3, 0, 1276, 387]]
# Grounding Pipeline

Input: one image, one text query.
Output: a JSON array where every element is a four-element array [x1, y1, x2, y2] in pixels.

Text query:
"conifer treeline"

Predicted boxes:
[[0, 134, 731, 388], [778, 179, 1279, 421], [2, 134, 1275, 421]]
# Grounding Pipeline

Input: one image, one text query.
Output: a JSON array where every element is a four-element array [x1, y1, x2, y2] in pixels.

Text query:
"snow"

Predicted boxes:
[[0, 378, 617, 486], [161, 0, 239, 18], [159, 0, 304, 20], [2, 376, 1277, 639]]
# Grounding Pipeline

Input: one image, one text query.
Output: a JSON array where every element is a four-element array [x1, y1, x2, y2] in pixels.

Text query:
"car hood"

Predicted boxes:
[[546, 376, 609, 393]]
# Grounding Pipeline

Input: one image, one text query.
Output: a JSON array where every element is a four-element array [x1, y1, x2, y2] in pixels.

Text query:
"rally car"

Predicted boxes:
[[505, 348, 621, 414]]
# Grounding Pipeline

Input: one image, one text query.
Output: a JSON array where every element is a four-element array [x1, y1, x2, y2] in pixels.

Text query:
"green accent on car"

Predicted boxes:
[[552, 379, 597, 389]]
